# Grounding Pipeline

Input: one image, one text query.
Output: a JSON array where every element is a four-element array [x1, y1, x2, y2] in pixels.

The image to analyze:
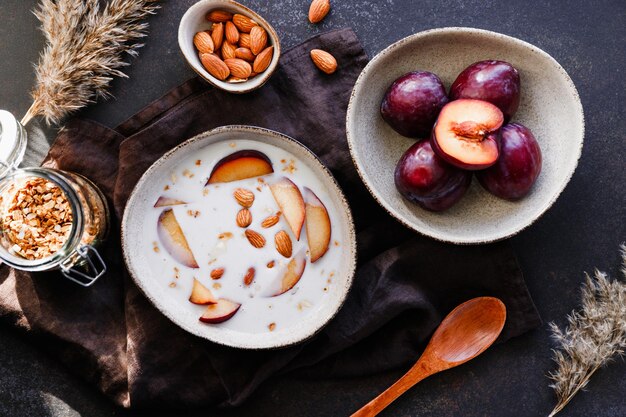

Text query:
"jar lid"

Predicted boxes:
[[0, 110, 27, 178]]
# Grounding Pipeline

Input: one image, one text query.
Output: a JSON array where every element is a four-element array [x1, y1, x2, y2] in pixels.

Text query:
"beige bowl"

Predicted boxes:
[[178, 0, 281, 93], [346, 27, 584, 244], [121, 126, 356, 349]]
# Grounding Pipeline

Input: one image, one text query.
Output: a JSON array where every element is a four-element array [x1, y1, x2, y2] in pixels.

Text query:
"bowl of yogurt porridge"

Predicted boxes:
[[121, 126, 356, 349]]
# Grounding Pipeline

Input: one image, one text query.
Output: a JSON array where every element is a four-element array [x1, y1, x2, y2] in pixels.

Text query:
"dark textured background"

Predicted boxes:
[[0, 1, 625, 416]]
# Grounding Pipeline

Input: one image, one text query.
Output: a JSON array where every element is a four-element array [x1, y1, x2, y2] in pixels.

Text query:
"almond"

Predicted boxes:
[[211, 22, 224, 50], [235, 47, 255, 62], [239, 33, 252, 49], [310, 49, 337, 74], [200, 53, 230, 80], [245, 229, 266, 248], [250, 26, 268, 55], [210, 268, 224, 280], [253, 46, 274, 73], [233, 188, 254, 207], [236, 208, 252, 227], [275, 230, 293, 258], [225, 21, 240, 44], [243, 267, 255, 286], [206, 10, 233, 22], [232, 13, 257, 33], [193, 31, 214, 54], [227, 76, 248, 83], [221, 41, 236, 60], [261, 214, 280, 228], [267, 260, 275, 269], [308, 0, 331, 23], [268, 322, 276, 331], [224, 58, 252, 79]]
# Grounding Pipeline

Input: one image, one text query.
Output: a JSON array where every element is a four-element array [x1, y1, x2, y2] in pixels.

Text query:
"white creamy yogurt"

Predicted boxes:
[[144, 140, 343, 334]]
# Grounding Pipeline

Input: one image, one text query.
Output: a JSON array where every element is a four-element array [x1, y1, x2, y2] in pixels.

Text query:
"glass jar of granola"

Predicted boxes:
[[0, 110, 109, 286]]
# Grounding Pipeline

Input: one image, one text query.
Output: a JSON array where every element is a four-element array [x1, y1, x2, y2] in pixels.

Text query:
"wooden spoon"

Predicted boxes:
[[351, 297, 506, 417]]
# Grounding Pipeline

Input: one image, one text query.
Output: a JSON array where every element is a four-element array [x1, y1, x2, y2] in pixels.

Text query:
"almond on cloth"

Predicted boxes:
[[310, 49, 337, 74]]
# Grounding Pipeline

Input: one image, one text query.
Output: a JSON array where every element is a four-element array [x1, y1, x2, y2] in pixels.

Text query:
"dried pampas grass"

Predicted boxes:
[[22, 0, 159, 126], [547, 244, 626, 416]]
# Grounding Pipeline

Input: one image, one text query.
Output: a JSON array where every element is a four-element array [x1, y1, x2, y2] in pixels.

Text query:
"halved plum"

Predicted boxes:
[[395, 140, 472, 212], [157, 209, 199, 268], [199, 299, 241, 323], [206, 150, 274, 184], [431, 99, 504, 170], [477, 123, 542, 200], [450, 60, 521, 122]]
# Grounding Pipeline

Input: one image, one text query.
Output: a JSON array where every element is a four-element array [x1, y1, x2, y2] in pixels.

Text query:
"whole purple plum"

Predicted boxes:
[[477, 123, 542, 200], [450, 60, 521, 121], [381, 71, 449, 138], [395, 140, 472, 212]]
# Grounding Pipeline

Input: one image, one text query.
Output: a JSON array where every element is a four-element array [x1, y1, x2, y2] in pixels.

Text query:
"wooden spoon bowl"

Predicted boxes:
[[351, 297, 506, 417]]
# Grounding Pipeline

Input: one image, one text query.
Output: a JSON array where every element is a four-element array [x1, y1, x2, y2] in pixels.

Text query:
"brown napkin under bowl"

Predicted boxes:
[[0, 29, 541, 409]]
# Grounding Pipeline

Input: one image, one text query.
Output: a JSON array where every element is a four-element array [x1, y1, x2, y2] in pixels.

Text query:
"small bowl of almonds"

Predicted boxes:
[[179, 0, 281, 93]]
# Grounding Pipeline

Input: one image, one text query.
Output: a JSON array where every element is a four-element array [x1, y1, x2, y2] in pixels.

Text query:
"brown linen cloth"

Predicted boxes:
[[0, 29, 541, 409]]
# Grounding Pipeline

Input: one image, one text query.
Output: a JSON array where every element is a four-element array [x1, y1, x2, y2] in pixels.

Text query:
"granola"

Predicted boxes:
[[0, 177, 73, 260]]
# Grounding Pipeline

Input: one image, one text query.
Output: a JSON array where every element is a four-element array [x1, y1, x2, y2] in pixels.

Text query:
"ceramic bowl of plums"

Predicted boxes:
[[347, 27, 584, 244]]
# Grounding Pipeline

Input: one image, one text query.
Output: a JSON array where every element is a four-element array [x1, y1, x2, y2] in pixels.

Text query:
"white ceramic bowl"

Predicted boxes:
[[178, 0, 281, 93], [346, 27, 584, 244], [121, 126, 356, 349]]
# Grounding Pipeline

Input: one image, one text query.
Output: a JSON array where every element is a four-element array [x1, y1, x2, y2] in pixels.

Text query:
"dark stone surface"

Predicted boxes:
[[0, 0, 624, 416]]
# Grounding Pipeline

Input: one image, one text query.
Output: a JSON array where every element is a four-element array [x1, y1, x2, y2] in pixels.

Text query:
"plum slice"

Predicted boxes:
[[431, 99, 504, 170], [264, 249, 307, 297], [269, 177, 305, 240], [450, 60, 521, 122], [157, 209, 199, 268], [199, 299, 241, 323], [395, 140, 472, 212], [303, 187, 331, 263], [154, 196, 187, 207], [477, 123, 542, 200], [380, 71, 449, 138], [206, 150, 274, 184], [189, 278, 217, 305]]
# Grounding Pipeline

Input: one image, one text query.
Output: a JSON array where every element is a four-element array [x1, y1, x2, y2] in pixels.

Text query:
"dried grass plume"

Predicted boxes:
[[22, 0, 159, 126], [547, 244, 626, 416]]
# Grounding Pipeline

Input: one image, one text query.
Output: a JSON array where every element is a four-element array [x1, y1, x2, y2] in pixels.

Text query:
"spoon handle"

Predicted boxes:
[[350, 360, 436, 417]]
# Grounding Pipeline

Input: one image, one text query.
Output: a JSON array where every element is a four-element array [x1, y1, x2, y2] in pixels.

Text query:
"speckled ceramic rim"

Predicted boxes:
[[121, 126, 357, 350], [178, 0, 281, 94], [346, 27, 585, 244]]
